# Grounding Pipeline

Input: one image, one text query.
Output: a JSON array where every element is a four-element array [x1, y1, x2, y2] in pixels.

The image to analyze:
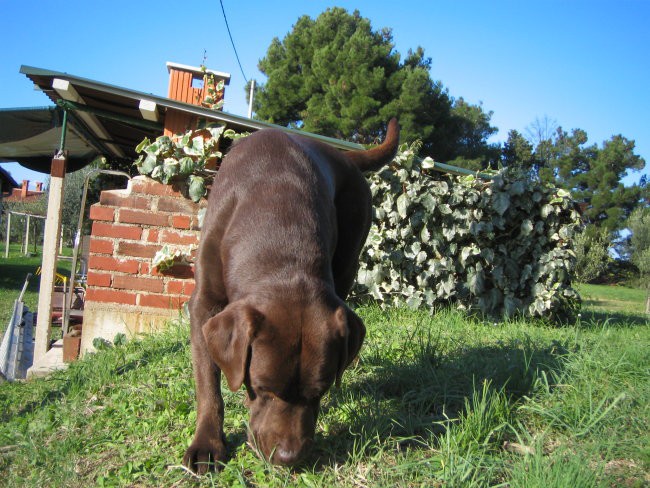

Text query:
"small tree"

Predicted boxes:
[[572, 228, 611, 283], [626, 207, 650, 312]]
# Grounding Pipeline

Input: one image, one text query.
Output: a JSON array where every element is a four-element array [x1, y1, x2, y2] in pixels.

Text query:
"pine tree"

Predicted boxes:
[[254, 8, 497, 167]]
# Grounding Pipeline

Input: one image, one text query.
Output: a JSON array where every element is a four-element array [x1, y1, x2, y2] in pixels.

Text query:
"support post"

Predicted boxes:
[[24, 215, 31, 255], [4, 212, 11, 258], [247, 79, 255, 119], [33, 154, 67, 362]]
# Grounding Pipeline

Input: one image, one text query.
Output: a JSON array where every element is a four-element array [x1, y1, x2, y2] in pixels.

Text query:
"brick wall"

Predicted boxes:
[[80, 176, 206, 354]]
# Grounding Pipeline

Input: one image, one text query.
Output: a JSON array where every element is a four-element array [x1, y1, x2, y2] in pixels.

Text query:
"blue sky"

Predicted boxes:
[[1, 0, 648, 188]]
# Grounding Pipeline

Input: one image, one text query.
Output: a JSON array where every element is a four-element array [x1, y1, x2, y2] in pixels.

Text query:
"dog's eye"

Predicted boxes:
[[254, 385, 278, 400]]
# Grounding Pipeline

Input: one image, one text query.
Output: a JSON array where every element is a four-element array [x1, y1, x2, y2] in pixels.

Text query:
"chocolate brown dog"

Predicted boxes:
[[183, 119, 399, 473]]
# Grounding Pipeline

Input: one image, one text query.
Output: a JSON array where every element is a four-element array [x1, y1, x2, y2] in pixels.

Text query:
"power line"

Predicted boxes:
[[219, 0, 248, 84]]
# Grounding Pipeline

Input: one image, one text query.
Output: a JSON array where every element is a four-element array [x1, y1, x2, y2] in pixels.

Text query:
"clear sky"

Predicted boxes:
[[1, 0, 648, 188]]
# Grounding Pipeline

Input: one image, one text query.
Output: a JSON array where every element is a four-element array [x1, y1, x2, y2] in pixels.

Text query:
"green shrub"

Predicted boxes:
[[352, 144, 582, 319], [572, 228, 611, 283]]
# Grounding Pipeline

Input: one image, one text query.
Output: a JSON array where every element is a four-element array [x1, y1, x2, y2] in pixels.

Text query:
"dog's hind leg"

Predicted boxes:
[[331, 181, 374, 300]]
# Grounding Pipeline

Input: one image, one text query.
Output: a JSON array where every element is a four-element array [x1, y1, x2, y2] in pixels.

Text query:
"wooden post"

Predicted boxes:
[[4, 212, 10, 258], [33, 154, 67, 362], [24, 215, 31, 255]]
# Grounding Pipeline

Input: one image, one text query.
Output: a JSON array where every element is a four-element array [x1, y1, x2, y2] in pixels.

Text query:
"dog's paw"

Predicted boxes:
[[183, 434, 227, 475]]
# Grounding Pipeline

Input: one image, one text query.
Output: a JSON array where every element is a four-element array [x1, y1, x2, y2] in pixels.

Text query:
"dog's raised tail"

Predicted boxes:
[[346, 118, 400, 172]]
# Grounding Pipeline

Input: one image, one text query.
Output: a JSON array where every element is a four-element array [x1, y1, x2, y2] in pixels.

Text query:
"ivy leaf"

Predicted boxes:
[[179, 157, 196, 176], [520, 219, 534, 237], [150, 165, 162, 180], [466, 267, 485, 294], [154, 136, 172, 155], [421, 194, 437, 212], [135, 137, 150, 153], [162, 158, 180, 182], [184, 136, 205, 156], [396, 193, 410, 218], [206, 125, 226, 140], [188, 175, 206, 202], [492, 191, 510, 216], [138, 154, 158, 175], [541, 204, 554, 218]]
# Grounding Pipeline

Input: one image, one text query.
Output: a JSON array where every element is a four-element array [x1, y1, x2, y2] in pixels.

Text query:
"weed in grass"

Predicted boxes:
[[427, 381, 511, 486], [507, 447, 603, 488]]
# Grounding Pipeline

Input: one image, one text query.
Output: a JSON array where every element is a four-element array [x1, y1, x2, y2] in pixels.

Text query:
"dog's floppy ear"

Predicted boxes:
[[202, 302, 262, 392], [334, 306, 366, 387]]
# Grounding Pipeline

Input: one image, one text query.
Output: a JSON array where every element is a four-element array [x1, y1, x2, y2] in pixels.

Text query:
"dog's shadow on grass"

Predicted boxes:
[[300, 337, 571, 470]]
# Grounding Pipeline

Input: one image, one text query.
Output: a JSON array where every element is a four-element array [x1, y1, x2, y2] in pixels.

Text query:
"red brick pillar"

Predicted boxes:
[[80, 176, 206, 354]]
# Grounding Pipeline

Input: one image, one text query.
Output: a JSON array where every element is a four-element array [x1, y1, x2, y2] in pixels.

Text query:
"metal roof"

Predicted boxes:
[[19, 65, 364, 173]]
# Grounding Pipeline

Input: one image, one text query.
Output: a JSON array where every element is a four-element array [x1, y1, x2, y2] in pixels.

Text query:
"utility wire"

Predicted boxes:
[[219, 0, 248, 84]]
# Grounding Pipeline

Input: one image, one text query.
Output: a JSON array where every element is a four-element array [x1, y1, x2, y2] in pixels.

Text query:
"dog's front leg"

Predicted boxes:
[[183, 293, 228, 474]]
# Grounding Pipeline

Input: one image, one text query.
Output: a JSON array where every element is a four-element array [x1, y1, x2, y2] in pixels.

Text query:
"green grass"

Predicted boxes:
[[1, 255, 648, 486], [0, 244, 72, 335], [576, 282, 648, 315], [1, 301, 648, 487]]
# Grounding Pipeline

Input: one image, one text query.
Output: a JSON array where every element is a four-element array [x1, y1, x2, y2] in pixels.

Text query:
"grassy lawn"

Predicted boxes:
[[576, 283, 648, 315], [0, 260, 648, 486], [0, 244, 72, 335]]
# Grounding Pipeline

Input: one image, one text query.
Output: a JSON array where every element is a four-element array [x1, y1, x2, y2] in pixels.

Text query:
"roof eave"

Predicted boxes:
[[19, 65, 365, 152]]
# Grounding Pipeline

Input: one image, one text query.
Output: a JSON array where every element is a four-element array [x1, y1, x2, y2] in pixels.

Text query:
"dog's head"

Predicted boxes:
[[201, 299, 365, 465]]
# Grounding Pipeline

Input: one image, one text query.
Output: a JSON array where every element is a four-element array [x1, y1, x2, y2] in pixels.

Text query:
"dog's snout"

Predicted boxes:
[[272, 437, 312, 465], [275, 446, 301, 465]]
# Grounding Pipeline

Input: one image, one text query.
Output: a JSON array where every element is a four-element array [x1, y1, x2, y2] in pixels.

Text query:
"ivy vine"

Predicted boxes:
[[133, 123, 247, 202]]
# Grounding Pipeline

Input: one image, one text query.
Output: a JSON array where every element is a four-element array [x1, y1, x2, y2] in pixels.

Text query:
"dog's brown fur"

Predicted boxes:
[[183, 119, 399, 473]]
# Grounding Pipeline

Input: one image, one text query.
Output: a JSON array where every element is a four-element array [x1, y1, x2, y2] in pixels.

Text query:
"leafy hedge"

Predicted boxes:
[[352, 144, 582, 319]]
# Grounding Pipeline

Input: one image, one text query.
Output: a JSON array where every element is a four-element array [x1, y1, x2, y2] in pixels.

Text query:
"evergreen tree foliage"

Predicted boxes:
[[252, 6, 647, 274], [626, 206, 650, 288], [502, 123, 647, 236], [254, 8, 497, 167], [502, 130, 536, 177]]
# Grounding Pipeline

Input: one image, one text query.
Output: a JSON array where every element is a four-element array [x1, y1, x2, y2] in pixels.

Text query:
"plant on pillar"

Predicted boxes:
[[133, 124, 248, 202], [151, 245, 195, 273], [199, 66, 226, 111]]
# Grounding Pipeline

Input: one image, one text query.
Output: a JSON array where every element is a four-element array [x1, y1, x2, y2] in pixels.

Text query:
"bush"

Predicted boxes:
[[352, 144, 582, 319], [572, 228, 611, 283]]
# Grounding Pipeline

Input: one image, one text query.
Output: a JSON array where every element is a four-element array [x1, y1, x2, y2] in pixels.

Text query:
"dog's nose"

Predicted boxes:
[[273, 438, 313, 465], [275, 446, 301, 465]]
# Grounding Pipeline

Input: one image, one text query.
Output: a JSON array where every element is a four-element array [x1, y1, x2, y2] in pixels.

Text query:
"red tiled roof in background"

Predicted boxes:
[[4, 180, 45, 203]]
